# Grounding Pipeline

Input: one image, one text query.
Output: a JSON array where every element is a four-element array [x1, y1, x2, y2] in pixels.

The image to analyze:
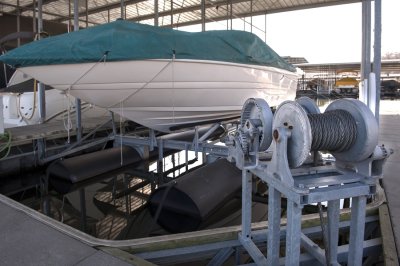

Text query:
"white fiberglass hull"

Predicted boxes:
[[18, 59, 298, 132]]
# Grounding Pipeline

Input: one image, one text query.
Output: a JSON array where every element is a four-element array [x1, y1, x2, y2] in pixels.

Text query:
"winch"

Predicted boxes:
[[227, 97, 390, 265]]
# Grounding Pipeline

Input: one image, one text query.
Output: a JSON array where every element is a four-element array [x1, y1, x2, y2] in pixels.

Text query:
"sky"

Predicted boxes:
[[180, 0, 400, 64]]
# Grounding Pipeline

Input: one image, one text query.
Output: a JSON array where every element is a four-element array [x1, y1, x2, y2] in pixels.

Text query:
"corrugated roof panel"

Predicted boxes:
[[88, 10, 110, 24], [0, 0, 362, 29]]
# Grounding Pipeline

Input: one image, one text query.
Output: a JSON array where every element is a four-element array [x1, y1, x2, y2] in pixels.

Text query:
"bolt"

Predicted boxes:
[[283, 122, 288, 126], [273, 129, 279, 140], [289, 125, 293, 130]]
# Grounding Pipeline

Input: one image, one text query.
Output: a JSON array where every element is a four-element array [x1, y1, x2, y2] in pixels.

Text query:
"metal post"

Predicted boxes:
[[0, 96, 4, 134], [241, 170, 252, 238], [229, 0, 233, 30], [17, 0, 20, 47], [120, 0, 125, 19], [68, 0, 71, 32], [32, 0, 36, 33], [264, 14, 267, 42], [74, 0, 82, 142], [170, 0, 173, 28], [267, 186, 281, 265], [285, 201, 302, 266], [158, 139, 164, 181], [226, 2, 229, 30], [154, 0, 159, 26], [201, 0, 205, 32], [348, 195, 367, 266], [373, 0, 381, 123], [327, 199, 340, 264], [361, 0, 372, 104], [85, 0, 88, 27], [37, 0, 46, 124], [73, 0, 79, 31], [250, 0, 252, 33]]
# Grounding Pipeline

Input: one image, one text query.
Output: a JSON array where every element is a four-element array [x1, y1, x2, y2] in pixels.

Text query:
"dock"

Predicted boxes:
[[380, 114, 400, 262], [0, 195, 132, 266], [0, 113, 397, 264]]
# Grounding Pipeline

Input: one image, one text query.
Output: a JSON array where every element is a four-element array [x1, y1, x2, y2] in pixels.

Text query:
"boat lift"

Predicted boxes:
[[224, 97, 390, 265]]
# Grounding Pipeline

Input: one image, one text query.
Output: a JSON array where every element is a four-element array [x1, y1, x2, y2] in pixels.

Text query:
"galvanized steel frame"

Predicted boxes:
[[237, 126, 377, 265]]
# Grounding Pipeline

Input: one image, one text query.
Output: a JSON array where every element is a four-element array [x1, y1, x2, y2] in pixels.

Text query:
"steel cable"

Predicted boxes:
[[308, 110, 357, 152]]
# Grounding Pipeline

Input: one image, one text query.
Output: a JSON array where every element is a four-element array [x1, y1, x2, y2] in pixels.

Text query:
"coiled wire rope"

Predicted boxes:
[[308, 109, 358, 152]]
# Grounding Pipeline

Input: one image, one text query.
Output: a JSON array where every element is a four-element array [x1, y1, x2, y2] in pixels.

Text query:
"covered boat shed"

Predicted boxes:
[[1, 0, 398, 265]]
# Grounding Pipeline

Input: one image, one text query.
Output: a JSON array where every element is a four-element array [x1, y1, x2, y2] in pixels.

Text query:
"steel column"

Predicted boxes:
[[201, 0, 205, 32], [285, 201, 302, 265], [74, 0, 82, 142], [348, 195, 367, 266], [373, 0, 382, 123], [327, 199, 341, 264], [17, 0, 21, 46], [0, 96, 4, 134], [37, 0, 46, 124], [154, 0, 159, 26], [241, 170, 252, 238], [121, 0, 125, 19], [170, 0, 173, 27], [361, 0, 372, 105], [267, 186, 281, 265]]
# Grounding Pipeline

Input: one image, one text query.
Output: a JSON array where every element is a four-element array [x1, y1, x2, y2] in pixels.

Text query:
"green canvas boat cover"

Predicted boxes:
[[0, 20, 295, 72]]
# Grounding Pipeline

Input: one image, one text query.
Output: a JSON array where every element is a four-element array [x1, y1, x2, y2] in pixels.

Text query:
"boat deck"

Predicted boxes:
[[380, 114, 400, 262]]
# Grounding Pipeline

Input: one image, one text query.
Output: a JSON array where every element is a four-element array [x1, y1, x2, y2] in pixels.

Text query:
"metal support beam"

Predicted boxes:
[[121, 0, 125, 19], [348, 196, 368, 266], [74, 0, 82, 142], [0, 96, 4, 134], [267, 186, 281, 265], [241, 170, 252, 239], [285, 201, 302, 265], [201, 0, 205, 32], [361, 0, 372, 105], [170, 0, 173, 28], [37, 0, 46, 124], [17, 0, 21, 46], [73, 0, 79, 31], [327, 199, 340, 264], [85, 0, 88, 27], [373, 0, 382, 123], [229, 0, 232, 29], [154, 0, 159, 26]]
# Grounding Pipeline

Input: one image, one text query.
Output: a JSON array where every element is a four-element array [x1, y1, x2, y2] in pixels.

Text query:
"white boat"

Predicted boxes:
[[0, 21, 298, 132], [16, 59, 297, 132]]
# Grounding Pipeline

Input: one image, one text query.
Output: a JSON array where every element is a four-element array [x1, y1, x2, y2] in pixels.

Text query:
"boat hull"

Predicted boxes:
[[18, 59, 297, 132]]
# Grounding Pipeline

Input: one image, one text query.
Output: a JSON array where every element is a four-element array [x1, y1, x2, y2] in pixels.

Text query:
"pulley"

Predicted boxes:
[[273, 98, 378, 167], [238, 98, 273, 154]]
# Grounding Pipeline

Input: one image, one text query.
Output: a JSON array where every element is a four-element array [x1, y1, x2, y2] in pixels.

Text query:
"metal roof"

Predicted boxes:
[[0, 0, 361, 29]]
